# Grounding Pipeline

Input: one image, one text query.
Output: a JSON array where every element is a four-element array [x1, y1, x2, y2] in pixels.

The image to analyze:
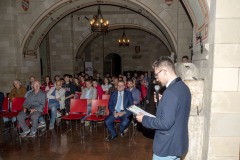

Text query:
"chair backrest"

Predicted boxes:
[[70, 99, 87, 114], [91, 99, 109, 115], [43, 100, 48, 115], [74, 92, 82, 99], [2, 97, 9, 112], [11, 97, 25, 112], [102, 94, 110, 100]]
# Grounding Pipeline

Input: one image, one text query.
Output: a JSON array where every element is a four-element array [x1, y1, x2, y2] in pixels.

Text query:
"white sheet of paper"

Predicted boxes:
[[127, 105, 156, 118]]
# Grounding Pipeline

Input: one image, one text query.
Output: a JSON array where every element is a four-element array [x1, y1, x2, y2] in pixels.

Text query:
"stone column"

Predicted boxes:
[[184, 80, 204, 160]]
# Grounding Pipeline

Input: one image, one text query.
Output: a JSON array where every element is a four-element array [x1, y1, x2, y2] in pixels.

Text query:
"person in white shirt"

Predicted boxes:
[[47, 81, 66, 130], [101, 77, 112, 94]]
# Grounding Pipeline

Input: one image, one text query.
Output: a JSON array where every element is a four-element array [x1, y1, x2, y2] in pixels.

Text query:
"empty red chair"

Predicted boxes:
[[1, 97, 9, 113], [61, 99, 87, 135], [85, 99, 109, 122], [0, 97, 25, 118]]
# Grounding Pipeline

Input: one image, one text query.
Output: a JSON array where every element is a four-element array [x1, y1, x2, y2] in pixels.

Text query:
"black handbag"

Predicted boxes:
[[96, 106, 106, 117]]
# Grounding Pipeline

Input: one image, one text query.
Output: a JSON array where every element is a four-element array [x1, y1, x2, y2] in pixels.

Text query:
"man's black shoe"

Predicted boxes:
[[4, 121, 12, 128], [105, 135, 117, 142], [120, 133, 124, 137]]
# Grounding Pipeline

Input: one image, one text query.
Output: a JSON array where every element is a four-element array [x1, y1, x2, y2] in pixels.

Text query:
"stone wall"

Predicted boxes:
[[207, 0, 240, 159], [0, 1, 41, 94], [49, 15, 74, 78], [88, 29, 170, 75]]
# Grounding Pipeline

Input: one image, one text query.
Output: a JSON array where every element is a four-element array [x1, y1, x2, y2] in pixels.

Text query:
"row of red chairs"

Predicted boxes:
[[0, 97, 48, 117], [0, 98, 108, 122], [74, 93, 110, 100]]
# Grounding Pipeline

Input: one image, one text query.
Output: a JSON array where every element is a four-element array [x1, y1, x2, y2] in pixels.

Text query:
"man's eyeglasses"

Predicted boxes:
[[154, 70, 163, 77]]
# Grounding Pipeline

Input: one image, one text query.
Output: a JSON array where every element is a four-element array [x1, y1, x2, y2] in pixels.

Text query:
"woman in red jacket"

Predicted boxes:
[[41, 76, 54, 93]]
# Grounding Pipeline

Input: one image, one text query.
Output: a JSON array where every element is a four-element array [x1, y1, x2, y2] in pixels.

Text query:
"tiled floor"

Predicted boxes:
[[0, 121, 154, 160], [0, 102, 156, 160], [0, 85, 157, 160]]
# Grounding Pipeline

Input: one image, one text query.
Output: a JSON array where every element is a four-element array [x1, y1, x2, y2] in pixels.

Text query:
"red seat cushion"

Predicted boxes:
[[61, 114, 86, 120], [85, 115, 107, 121]]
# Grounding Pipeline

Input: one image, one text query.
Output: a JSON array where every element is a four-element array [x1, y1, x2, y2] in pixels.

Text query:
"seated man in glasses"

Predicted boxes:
[[105, 80, 133, 141], [17, 80, 46, 137]]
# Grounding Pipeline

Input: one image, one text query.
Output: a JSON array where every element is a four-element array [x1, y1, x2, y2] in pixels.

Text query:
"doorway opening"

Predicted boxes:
[[104, 53, 121, 76]]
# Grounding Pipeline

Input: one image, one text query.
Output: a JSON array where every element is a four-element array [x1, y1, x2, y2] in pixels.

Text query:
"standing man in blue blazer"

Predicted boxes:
[[136, 57, 191, 160], [105, 80, 133, 141]]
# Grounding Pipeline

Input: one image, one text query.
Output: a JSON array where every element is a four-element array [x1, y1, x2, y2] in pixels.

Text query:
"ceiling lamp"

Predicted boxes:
[[118, 29, 130, 47], [89, 5, 109, 33], [165, 0, 173, 5]]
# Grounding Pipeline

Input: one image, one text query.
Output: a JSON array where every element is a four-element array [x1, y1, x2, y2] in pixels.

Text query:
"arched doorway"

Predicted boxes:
[[104, 53, 121, 76]]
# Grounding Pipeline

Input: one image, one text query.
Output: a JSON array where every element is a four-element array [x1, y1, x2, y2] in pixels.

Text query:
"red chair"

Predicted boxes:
[[61, 99, 87, 136], [0, 97, 25, 118], [102, 94, 110, 100], [42, 100, 49, 118], [85, 99, 109, 139], [0, 97, 25, 133], [0, 97, 9, 114], [85, 99, 109, 121], [12, 97, 25, 112]]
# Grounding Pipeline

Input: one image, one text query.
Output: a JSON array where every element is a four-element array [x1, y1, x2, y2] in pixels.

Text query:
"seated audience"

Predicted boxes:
[[53, 75, 60, 87], [182, 55, 190, 63], [79, 76, 86, 91], [62, 74, 75, 114], [9, 80, 27, 101], [4, 80, 27, 126], [26, 76, 36, 91], [127, 79, 141, 105], [92, 79, 104, 99], [80, 79, 97, 116], [105, 80, 133, 141], [101, 77, 112, 94], [47, 80, 66, 130], [108, 77, 118, 95], [96, 73, 103, 85], [41, 76, 54, 93], [73, 77, 81, 93], [17, 80, 46, 137]]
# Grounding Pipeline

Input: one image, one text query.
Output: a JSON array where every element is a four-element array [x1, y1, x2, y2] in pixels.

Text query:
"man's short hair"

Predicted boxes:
[[127, 79, 133, 83], [118, 80, 124, 84], [63, 74, 69, 78], [152, 57, 176, 73], [85, 79, 92, 83], [92, 79, 98, 83], [182, 55, 189, 60]]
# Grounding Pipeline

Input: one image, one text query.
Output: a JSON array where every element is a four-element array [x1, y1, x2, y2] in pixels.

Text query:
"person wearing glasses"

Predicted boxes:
[[136, 57, 191, 160], [105, 80, 133, 141]]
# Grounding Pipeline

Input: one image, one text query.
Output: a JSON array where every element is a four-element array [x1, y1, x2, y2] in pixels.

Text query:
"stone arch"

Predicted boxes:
[[74, 24, 173, 60], [181, 0, 209, 41], [21, 0, 182, 57]]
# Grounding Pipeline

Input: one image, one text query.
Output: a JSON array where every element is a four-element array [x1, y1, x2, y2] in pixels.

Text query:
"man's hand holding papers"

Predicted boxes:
[[127, 105, 156, 123]]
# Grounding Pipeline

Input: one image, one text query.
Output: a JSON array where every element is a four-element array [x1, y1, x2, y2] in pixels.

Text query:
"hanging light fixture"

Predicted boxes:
[[89, 5, 109, 33], [165, 0, 173, 5], [118, 29, 130, 47]]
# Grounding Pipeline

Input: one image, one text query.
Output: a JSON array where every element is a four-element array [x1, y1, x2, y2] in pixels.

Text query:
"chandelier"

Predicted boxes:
[[89, 5, 109, 33], [118, 29, 130, 47], [165, 0, 173, 5]]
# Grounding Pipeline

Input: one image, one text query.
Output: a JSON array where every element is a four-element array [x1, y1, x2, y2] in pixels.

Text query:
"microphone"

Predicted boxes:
[[154, 85, 160, 108]]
